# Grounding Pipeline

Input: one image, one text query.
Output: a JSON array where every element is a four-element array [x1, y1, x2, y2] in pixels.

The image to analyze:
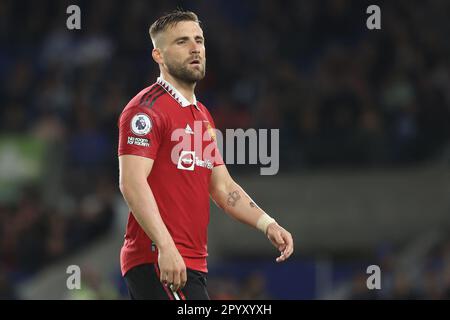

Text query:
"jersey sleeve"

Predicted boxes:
[[118, 107, 166, 160]]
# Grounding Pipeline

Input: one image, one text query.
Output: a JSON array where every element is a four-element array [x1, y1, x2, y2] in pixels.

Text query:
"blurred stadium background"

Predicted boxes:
[[1, 0, 449, 299]]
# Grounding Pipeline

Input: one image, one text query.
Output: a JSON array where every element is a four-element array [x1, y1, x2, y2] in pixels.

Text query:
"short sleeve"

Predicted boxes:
[[118, 107, 165, 160]]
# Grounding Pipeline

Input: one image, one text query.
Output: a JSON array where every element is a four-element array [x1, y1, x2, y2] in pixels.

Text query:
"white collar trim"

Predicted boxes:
[[156, 76, 199, 109]]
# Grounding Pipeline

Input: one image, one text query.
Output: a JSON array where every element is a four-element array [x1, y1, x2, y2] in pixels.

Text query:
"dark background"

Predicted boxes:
[[0, 0, 449, 299]]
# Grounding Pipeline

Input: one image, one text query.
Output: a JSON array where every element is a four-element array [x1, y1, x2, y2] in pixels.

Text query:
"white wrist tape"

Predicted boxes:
[[256, 213, 276, 234]]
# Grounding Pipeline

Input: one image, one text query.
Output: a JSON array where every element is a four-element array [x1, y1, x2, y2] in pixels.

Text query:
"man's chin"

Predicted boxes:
[[188, 66, 205, 79], [192, 72, 205, 81], [184, 71, 205, 83], [168, 66, 205, 83]]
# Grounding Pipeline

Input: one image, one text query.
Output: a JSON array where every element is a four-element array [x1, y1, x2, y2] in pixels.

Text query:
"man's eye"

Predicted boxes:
[[177, 40, 185, 45]]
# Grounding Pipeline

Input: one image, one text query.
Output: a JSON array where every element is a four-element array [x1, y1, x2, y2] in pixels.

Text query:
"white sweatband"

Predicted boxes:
[[256, 213, 276, 234]]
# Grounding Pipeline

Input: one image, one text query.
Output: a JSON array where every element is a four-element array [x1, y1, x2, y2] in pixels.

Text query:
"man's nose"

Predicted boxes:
[[190, 46, 200, 55], [189, 42, 201, 54]]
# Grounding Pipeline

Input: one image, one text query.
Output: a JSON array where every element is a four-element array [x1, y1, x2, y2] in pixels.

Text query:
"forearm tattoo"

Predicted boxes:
[[249, 201, 256, 208], [227, 190, 241, 207]]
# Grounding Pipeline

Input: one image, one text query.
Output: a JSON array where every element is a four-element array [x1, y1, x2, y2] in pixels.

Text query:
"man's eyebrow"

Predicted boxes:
[[173, 35, 204, 43], [173, 36, 189, 43]]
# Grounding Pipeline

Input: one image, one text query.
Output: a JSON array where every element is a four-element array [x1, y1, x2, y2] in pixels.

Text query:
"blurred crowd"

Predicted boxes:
[[0, 0, 449, 299], [0, 182, 115, 299], [348, 235, 450, 300], [1, 0, 449, 167]]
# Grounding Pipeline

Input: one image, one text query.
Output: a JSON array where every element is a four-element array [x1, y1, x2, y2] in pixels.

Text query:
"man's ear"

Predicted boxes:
[[152, 48, 163, 65]]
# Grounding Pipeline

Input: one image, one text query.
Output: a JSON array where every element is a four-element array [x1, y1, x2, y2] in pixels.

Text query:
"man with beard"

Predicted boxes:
[[118, 10, 294, 300]]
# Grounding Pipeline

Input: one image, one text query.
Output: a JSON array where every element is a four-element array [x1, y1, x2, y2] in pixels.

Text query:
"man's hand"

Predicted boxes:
[[158, 245, 187, 292], [266, 223, 294, 262]]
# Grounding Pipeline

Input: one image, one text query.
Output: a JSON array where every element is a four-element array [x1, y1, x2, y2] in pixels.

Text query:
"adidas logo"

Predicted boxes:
[[185, 124, 194, 135]]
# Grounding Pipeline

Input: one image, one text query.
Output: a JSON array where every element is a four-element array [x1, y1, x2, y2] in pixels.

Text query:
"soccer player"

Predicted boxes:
[[118, 10, 294, 300]]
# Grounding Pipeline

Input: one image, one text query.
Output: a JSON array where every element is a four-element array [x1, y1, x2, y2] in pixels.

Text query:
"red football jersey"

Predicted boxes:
[[118, 77, 223, 276]]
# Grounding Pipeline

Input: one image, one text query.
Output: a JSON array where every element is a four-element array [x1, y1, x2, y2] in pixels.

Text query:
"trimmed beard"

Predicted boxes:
[[165, 59, 206, 84]]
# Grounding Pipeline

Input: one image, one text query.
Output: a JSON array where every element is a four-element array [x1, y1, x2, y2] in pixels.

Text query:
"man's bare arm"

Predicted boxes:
[[209, 165, 294, 262], [119, 155, 186, 291]]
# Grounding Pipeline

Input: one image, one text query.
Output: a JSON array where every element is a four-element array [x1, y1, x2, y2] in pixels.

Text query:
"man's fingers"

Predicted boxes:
[[180, 269, 187, 289], [171, 271, 181, 292], [160, 272, 168, 284], [275, 230, 294, 262], [276, 250, 289, 262], [285, 244, 293, 259], [276, 248, 286, 262], [276, 253, 285, 262], [166, 272, 174, 289], [281, 232, 294, 259]]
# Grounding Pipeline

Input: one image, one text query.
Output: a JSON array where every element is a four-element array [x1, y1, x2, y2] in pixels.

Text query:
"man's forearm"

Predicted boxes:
[[211, 181, 274, 232], [120, 179, 175, 250]]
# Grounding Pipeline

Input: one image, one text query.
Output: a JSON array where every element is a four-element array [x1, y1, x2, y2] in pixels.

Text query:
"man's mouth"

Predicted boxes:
[[189, 59, 201, 65]]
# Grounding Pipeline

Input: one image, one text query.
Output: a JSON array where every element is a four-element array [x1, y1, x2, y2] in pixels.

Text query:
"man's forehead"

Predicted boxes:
[[166, 21, 203, 38]]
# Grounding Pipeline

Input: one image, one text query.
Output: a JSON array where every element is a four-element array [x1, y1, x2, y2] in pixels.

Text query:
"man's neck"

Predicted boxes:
[[160, 72, 196, 104]]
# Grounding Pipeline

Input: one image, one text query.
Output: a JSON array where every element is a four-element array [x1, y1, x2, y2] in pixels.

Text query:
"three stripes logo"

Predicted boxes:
[[140, 85, 165, 108]]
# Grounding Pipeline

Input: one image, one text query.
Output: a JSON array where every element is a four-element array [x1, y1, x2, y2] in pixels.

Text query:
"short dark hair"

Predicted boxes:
[[149, 10, 201, 44]]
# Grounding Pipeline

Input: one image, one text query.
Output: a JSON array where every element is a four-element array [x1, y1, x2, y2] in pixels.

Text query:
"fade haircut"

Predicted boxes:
[[149, 10, 201, 47]]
